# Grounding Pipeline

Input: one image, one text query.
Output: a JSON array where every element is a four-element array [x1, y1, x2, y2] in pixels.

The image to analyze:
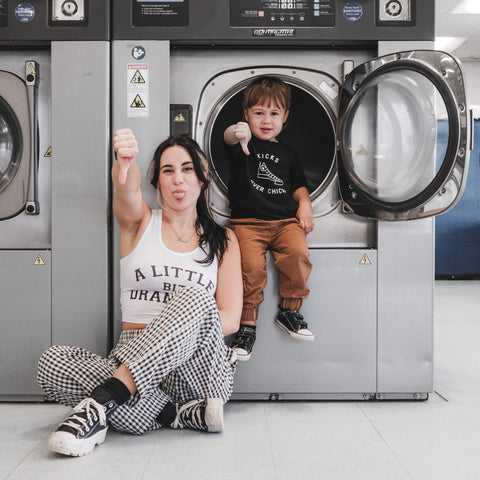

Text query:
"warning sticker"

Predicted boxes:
[[27, 62, 36, 74], [356, 145, 368, 155], [359, 253, 372, 265], [128, 63, 148, 85], [127, 63, 149, 118], [130, 69, 146, 84], [44, 146, 52, 157], [130, 94, 146, 109], [33, 254, 45, 266], [174, 113, 187, 123], [128, 92, 149, 117]]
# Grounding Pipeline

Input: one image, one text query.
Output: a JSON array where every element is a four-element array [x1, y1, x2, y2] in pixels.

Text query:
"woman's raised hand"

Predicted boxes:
[[113, 129, 139, 185]]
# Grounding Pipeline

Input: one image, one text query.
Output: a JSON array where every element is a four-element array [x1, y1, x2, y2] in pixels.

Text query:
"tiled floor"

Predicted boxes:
[[1, 281, 480, 480]]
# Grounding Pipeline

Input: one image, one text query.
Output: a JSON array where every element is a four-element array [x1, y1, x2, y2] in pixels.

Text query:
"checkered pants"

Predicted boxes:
[[37, 287, 237, 435]]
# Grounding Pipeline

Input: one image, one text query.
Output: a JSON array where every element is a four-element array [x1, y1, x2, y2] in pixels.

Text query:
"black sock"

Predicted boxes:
[[157, 402, 177, 427], [90, 377, 131, 408]]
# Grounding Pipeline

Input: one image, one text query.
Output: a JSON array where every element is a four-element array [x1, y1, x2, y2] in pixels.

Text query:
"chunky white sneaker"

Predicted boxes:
[[171, 398, 224, 432], [47, 397, 116, 457]]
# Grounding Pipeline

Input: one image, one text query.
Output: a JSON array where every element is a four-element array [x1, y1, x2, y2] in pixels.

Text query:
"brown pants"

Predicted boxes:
[[229, 218, 312, 324]]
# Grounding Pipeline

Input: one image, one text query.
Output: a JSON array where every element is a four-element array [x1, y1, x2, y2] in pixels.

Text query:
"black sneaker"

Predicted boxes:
[[47, 397, 117, 456], [231, 325, 256, 361], [170, 398, 223, 432], [275, 309, 315, 341]]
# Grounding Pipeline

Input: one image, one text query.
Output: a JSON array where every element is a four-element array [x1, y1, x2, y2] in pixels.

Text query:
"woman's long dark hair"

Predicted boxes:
[[149, 135, 229, 265]]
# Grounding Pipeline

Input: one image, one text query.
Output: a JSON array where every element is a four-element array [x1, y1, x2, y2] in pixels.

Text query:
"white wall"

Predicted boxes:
[[462, 61, 480, 117]]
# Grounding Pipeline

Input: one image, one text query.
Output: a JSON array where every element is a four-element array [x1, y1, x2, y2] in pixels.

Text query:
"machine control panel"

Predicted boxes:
[[378, 0, 412, 22], [377, 0, 414, 26], [113, 0, 433, 44], [0, 0, 108, 41], [230, 0, 335, 27], [51, 0, 86, 24]]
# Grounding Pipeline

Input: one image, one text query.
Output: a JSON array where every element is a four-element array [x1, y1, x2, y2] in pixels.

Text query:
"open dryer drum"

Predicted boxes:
[[196, 68, 340, 220]]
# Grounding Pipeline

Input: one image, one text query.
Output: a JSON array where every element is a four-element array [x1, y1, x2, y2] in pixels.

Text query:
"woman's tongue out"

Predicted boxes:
[[173, 189, 186, 200]]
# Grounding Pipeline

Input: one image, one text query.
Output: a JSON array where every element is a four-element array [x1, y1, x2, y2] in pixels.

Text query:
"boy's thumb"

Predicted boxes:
[[241, 140, 250, 156]]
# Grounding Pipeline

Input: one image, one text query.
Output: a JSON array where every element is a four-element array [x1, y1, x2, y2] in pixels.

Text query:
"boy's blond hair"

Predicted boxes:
[[242, 76, 291, 112]]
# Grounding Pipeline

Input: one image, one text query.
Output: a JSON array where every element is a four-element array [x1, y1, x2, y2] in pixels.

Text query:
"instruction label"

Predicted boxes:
[[127, 63, 149, 118], [132, 0, 188, 27]]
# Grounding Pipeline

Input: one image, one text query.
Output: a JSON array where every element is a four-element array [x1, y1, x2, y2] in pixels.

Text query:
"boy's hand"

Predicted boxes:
[[293, 187, 314, 234], [233, 122, 251, 155], [113, 129, 139, 185], [297, 203, 314, 234]]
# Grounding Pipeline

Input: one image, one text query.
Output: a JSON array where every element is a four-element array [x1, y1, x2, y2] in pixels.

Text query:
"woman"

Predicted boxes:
[[37, 129, 242, 457]]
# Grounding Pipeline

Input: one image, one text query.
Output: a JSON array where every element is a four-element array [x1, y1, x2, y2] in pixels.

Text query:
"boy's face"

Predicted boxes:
[[244, 102, 289, 143]]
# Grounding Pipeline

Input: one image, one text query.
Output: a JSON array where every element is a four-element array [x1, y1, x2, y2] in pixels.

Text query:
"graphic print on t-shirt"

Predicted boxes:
[[226, 137, 307, 220], [257, 162, 284, 186], [129, 263, 216, 305]]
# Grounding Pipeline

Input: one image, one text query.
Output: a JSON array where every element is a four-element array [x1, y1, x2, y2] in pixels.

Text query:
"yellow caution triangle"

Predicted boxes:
[[44, 146, 52, 157], [130, 70, 146, 84], [130, 94, 146, 108], [33, 254, 45, 266], [356, 145, 368, 155], [174, 113, 187, 122], [359, 253, 372, 265]]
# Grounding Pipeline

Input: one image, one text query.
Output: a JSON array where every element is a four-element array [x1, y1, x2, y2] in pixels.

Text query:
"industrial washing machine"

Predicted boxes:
[[112, 0, 471, 400], [0, 1, 111, 400]]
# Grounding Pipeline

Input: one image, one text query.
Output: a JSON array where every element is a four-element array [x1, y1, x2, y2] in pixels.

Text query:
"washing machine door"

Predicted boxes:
[[0, 64, 38, 220], [337, 50, 470, 221]]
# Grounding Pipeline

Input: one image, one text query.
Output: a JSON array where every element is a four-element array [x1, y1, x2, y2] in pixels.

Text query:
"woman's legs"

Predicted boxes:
[[37, 344, 119, 407], [38, 286, 235, 453], [110, 286, 235, 434]]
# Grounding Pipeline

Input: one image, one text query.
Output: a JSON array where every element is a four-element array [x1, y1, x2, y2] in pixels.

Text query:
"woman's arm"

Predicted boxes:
[[112, 129, 151, 256], [215, 228, 243, 336]]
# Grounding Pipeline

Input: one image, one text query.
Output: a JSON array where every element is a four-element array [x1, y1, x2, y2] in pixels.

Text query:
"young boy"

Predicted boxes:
[[223, 76, 314, 361]]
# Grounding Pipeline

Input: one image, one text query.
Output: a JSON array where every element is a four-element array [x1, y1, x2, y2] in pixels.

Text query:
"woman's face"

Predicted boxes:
[[158, 145, 204, 212]]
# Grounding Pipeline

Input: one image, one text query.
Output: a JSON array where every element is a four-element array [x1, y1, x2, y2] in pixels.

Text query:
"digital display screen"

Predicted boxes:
[[132, 0, 188, 27], [230, 0, 335, 27]]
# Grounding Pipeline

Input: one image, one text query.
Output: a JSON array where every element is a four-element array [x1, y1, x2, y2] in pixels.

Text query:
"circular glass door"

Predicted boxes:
[[0, 70, 32, 220], [0, 97, 22, 193], [337, 51, 469, 221], [207, 80, 336, 201]]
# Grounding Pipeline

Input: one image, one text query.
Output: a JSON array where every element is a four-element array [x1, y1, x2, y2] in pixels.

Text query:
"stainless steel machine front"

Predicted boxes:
[[112, 0, 471, 400], [0, 1, 111, 400]]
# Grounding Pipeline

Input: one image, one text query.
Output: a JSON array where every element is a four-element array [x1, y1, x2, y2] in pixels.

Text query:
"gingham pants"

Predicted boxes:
[[37, 287, 237, 435]]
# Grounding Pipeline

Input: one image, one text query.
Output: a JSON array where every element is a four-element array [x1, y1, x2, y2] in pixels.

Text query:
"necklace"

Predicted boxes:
[[162, 209, 197, 243], [167, 220, 196, 243]]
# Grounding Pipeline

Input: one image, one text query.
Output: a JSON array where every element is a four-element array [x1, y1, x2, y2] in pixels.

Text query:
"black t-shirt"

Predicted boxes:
[[225, 136, 307, 220]]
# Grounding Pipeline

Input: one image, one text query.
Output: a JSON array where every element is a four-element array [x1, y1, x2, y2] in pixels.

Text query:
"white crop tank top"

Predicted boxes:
[[120, 209, 218, 324]]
